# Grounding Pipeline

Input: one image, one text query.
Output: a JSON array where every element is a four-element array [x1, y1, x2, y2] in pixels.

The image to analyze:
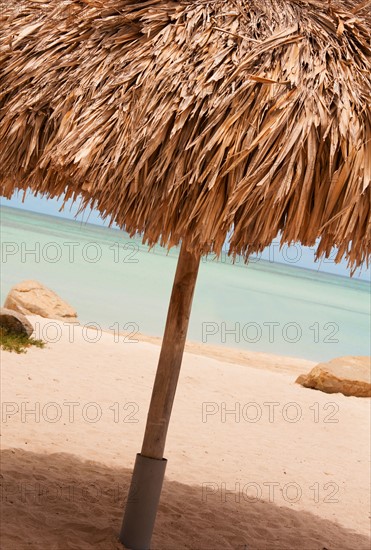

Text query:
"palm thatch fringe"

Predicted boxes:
[[0, 0, 370, 268]]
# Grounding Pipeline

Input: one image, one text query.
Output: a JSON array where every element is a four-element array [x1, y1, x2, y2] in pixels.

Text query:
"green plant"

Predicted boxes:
[[0, 327, 45, 354]]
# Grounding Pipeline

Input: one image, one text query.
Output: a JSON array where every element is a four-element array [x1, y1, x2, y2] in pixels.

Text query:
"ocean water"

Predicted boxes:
[[0, 205, 370, 362]]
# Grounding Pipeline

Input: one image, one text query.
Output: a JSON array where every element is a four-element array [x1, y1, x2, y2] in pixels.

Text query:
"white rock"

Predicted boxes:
[[296, 356, 371, 397], [4, 280, 77, 322]]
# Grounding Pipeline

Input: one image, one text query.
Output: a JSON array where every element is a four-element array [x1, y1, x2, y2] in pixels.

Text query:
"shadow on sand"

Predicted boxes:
[[1, 448, 369, 550]]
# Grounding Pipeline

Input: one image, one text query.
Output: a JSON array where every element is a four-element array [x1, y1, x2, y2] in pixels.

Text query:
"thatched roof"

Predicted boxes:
[[0, 0, 370, 268]]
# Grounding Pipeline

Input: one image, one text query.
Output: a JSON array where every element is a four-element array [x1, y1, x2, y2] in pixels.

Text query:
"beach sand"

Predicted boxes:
[[1, 316, 370, 549]]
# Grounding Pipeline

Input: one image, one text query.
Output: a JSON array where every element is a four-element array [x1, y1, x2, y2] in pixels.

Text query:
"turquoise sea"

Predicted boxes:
[[0, 205, 370, 362]]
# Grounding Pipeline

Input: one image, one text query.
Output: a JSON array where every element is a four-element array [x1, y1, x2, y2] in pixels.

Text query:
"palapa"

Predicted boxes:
[[0, 0, 370, 268], [0, 1, 370, 548]]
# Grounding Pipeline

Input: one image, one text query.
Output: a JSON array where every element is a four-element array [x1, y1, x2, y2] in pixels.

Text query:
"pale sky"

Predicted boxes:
[[1, 192, 370, 281]]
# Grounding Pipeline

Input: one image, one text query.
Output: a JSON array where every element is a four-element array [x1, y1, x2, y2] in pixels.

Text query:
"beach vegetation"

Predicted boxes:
[[0, 327, 45, 354]]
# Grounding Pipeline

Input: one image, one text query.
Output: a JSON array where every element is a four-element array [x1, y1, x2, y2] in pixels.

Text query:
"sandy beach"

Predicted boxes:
[[1, 1, 370, 548], [1, 316, 370, 549]]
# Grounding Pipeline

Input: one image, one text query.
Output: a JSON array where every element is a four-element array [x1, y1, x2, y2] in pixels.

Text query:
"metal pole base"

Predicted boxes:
[[119, 453, 167, 550]]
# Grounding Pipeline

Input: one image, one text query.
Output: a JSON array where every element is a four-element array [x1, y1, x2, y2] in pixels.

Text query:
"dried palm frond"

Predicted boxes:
[[0, 0, 370, 268]]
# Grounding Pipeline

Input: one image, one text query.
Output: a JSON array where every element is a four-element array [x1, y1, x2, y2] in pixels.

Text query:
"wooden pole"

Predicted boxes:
[[120, 242, 201, 548], [141, 242, 201, 459]]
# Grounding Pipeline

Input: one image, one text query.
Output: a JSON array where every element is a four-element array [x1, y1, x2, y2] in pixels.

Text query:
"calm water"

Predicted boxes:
[[1, 205, 370, 361]]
